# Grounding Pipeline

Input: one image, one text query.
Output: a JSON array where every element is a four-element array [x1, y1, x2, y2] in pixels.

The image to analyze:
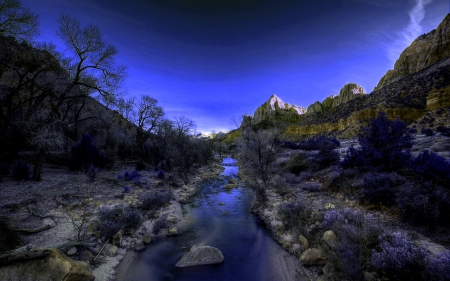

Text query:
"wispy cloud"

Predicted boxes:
[[387, 0, 432, 64]]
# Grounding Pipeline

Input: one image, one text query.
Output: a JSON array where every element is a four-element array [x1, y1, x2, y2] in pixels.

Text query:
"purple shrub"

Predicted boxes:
[[371, 232, 426, 280], [152, 217, 168, 234], [397, 183, 450, 228], [302, 182, 321, 192], [141, 189, 174, 210], [278, 200, 311, 236], [362, 172, 400, 206], [157, 170, 165, 179], [97, 205, 142, 239], [421, 127, 433, 136], [342, 112, 412, 171], [123, 186, 131, 193], [118, 170, 141, 185], [85, 163, 98, 182], [411, 150, 450, 187], [436, 126, 450, 137], [324, 208, 381, 281], [280, 137, 340, 151]]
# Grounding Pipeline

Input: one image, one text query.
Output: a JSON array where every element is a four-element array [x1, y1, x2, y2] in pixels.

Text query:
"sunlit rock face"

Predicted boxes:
[[253, 94, 306, 123], [375, 14, 450, 91], [306, 83, 366, 114]]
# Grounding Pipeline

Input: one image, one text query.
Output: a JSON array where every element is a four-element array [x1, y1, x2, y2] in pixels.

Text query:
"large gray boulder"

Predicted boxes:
[[176, 245, 224, 267]]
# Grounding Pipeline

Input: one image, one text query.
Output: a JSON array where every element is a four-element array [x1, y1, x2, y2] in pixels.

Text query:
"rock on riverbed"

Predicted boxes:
[[175, 245, 224, 267]]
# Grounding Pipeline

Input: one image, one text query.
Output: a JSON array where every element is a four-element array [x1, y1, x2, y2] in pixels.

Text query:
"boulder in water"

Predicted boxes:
[[175, 245, 224, 267]]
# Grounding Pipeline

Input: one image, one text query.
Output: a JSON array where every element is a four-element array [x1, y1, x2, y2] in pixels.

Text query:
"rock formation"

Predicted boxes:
[[0, 248, 95, 281], [175, 245, 224, 267], [253, 95, 306, 124], [306, 83, 366, 113], [375, 14, 450, 91]]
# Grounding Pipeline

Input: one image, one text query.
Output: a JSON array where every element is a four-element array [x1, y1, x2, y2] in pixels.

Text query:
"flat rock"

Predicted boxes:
[[176, 245, 224, 267], [0, 248, 94, 281]]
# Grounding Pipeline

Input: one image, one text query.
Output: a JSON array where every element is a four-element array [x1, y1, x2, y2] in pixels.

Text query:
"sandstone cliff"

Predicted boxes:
[[306, 83, 366, 113], [375, 14, 450, 91]]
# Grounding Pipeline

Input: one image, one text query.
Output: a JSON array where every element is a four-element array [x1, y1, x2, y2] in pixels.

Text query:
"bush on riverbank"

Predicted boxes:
[[97, 205, 142, 239]]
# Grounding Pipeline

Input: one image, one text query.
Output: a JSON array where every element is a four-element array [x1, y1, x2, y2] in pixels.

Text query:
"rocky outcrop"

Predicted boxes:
[[306, 83, 366, 114], [0, 248, 95, 281], [175, 245, 224, 267], [299, 248, 327, 266], [427, 86, 450, 110], [253, 95, 306, 123], [375, 14, 450, 91]]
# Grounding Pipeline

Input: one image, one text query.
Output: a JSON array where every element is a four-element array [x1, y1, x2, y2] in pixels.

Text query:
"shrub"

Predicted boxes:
[[157, 170, 165, 179], [371, 232, 426, 280], [280, 137, 340, 151], [85, 163, 98, 182], [328, 171, 341, 184], [309, 145, 340, 171], [302, 182, 321, 192], [152, 217, 168, 234], [436, 126, 450, 137], [70, 134, 104, 171], [12, 160, 30, 181], [342, 112, 412, 171], [324, 208, 383, 281], [425, 251, 450, 281], [284, 173, 301, 184], [141, 189, 174, 210], [0, 218, 22, 252], [118, 170, 141, 185], [97, 205, 142, 239], [299, 171, 313, 182], [409, 128, 418, 134], [284, 153, 308, 176], [397, 183, 450, 228], [362, 173, 401, 206], [278, 200, 311, 236], [411, 150, 450, 187], [421, 128, 433, 136]]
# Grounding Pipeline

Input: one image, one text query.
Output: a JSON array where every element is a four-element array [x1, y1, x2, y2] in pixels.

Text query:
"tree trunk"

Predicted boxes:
[[31, 148, 46, 181]]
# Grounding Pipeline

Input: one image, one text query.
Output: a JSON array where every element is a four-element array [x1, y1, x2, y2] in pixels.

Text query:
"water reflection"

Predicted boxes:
[[120, 158, 303, 281]]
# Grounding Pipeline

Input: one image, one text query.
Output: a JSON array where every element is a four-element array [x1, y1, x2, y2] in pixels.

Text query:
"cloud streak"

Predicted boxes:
[[387, 0, 432, 64]]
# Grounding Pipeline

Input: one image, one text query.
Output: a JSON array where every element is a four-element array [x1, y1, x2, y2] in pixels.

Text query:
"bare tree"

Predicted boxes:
[[28, 120, 65, 180], [55, 13, 126, 118], [237, 123, 281, 205], [132, 95, 164, 149], [170, 116, 195, 143], [0, 0, 39, 42]]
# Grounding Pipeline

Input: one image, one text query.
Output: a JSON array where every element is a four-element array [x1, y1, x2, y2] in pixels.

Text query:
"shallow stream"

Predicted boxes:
[[119, 157, 303, 281]]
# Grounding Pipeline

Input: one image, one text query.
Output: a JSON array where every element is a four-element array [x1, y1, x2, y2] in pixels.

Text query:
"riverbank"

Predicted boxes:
[[0, 158, 224, 281]]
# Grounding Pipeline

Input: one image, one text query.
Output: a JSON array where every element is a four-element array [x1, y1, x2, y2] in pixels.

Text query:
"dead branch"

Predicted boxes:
[[14, 224, 53, 234]]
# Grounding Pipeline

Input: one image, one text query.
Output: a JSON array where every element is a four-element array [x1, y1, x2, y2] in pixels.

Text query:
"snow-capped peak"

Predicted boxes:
[[269, 94, 286, 110]]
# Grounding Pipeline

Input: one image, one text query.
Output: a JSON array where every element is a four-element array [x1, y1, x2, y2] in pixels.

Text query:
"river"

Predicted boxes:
[[118, 157, 304, 281]]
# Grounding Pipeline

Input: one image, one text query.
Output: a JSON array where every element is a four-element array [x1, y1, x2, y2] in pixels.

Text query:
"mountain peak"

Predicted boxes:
[[252, 95, 306, 123], [374, 14, 450, 91]]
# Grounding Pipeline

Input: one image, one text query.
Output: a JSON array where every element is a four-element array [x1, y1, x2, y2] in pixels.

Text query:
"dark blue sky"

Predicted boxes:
[[23, 0, 448, 133]]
